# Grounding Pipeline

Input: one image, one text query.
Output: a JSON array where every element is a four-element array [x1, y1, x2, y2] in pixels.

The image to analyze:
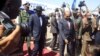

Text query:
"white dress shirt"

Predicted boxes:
[[67, 20, 71, 29], [39, 17, 43, 26]]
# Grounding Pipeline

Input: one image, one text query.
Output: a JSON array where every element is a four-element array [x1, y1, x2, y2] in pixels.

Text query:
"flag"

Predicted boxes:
[[71, 0, 76, 10]]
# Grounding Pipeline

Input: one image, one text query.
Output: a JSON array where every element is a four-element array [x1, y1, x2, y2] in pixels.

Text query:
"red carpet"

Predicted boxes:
[[23, 42, 60, 56]]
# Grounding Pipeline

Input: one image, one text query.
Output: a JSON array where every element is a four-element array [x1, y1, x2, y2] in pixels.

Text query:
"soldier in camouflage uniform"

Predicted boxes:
[[19, 2, 34, 55], [71, 8, 82, 56], [19, 3, 31, 23], [79, 12, 95, 56]]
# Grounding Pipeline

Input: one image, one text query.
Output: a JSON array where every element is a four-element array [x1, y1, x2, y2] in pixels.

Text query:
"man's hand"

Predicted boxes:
[[31, 37, 35, 41], [30, 41, 34, 50], [78, 36, 81, 39], [64, 39, 68, 44], [30, 37, 35, 49]]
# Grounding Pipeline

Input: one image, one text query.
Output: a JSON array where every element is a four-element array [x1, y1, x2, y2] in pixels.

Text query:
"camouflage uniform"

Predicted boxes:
[[71, 16, 82, 56], [79, 17, 93, 56]]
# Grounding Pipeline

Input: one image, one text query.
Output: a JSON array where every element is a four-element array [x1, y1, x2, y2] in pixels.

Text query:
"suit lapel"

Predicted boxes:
[[41, 16, 44, 27], [66, 21, 69, 29], [66, 19, 73, 30], [69, 19, 73, 29]]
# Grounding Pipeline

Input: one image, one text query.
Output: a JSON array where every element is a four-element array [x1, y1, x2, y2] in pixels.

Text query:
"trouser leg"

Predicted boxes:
[[67, 41, 75, 56], [81, 41, 87, 56], [50, 33, 57, 49], [59, 44, 65, 56], [31, 41, 39, 56], [26, 37, 31, 56], [75, 39, 82, 56], [38, 36, 46, 56]]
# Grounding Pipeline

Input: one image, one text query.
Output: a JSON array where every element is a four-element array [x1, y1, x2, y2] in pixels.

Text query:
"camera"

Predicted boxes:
[[0, 11, 30, 37], [78, 1, 85, 7]]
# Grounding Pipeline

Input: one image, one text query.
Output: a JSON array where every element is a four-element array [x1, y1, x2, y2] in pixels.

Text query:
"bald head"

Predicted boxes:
[[64, 9, 71, 19]]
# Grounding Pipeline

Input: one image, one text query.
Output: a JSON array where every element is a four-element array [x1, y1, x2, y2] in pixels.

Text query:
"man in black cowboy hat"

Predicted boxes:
[[29, 6, 48, 56]]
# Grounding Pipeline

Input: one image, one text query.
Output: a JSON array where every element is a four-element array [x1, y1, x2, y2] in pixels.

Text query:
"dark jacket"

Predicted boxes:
[[58, 18, 75, 41], [28, 13, 48, 41], [50, 16, 59, 33]]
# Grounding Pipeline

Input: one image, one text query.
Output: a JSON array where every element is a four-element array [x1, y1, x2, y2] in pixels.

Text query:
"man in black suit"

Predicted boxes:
[[58, 9, 75, 56], [28, 6, 48, 56], [48, 8, 60, 50]]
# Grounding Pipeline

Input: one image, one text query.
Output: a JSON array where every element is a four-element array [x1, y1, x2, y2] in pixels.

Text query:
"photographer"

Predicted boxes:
[[0, 0, 23, 55]]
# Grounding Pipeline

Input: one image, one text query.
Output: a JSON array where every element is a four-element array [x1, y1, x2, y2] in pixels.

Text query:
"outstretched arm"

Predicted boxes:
[[0, 25, 21, 50]]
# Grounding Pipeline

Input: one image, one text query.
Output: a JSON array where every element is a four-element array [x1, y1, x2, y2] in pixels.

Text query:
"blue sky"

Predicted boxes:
[[23, 0, 100, 10]]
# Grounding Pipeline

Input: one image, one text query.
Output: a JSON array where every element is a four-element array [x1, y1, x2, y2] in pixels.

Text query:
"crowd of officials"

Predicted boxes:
[[0, 0, 100, 56]]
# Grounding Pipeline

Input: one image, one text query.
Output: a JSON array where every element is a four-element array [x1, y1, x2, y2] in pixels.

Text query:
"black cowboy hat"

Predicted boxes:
[[34, 6, 44, 11]]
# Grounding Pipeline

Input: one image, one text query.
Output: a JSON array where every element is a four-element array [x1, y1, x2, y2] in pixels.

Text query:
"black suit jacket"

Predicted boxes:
[[29, 14, 48, 41], [58, 18, 75, 41], [50, 16, 59, 33]]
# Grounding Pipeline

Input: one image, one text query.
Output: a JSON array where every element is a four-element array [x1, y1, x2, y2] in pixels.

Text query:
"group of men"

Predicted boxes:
[[47, 3, 100, 56], [16, 2, 48, 56]]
